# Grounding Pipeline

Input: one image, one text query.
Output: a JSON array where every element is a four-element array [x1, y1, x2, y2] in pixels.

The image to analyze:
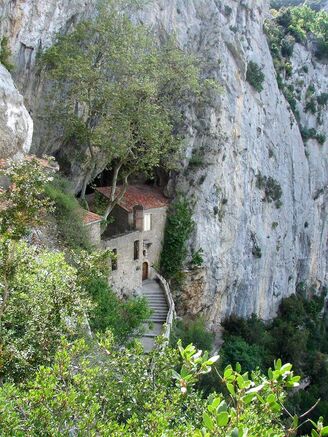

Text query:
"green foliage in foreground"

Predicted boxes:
[[45, 175, 91, 249], [87, 277, 152, 344], [1, 335, 324, 437], [220, 290, 328, 433], [160, 198, 194, 281]]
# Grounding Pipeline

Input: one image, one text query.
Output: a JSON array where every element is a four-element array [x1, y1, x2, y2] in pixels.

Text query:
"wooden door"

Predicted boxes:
[[142, 262, 148, 281]]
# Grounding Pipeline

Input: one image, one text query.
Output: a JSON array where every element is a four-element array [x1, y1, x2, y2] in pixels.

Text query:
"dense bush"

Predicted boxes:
[[0, 337, 316, 436], [86, 277, 152, 344], [317, 93, 328, 106], [160, 198, 194, 281], [0, 239, 89, 382], [246, 61, 265, 92], [170, 316, 214, 352], [0, 37, 13, 71], [220, 289, 328, 433], [301, 126, 326, 144], [256, 173, 283, 208], [45, 175, 91, 249]]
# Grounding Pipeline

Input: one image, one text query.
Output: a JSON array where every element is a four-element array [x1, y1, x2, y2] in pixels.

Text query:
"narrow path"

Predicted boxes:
[[140, 279, 169, 352]]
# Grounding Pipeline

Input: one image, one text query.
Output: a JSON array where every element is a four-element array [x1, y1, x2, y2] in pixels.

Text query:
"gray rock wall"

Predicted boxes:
[[0, 0, 327, 327], [0, 64, 33, 159]]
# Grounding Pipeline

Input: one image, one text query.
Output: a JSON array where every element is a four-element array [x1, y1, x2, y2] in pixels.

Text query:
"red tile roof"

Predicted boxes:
[[95, 185, 169, 212], [83, 210, 103, 225]]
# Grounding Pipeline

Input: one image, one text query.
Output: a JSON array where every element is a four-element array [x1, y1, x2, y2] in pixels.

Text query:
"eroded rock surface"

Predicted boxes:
[[1, 0, 327, 327], [0, 64, 33, 159]]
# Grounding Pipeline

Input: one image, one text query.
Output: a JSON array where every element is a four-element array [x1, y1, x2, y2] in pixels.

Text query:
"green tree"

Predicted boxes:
[[0, 240, 90, 381], [86, 277, 152, 343], [41, 1, 205, 216], [0, 157, 53, 240]]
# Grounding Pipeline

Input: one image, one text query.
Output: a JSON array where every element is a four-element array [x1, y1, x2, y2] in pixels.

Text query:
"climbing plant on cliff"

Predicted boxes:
[[160, 198, 194, 282], [0, 37, 13, 72], [40, 0, 207, 217]]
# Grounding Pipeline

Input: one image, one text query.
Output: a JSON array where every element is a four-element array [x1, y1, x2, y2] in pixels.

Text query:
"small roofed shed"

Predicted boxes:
[[82, 210, 102, 246]]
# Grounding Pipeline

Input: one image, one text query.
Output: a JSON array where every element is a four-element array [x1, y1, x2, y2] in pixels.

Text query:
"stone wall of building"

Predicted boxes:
[[102, 206, 167, 296], [142, 206, 167, 276], [85, 221, 101, 247], [103, 230, 142, 296]]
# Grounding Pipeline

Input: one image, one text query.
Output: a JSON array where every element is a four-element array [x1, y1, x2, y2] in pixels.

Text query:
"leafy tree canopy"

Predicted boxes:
[[41, 0, 216, 216]]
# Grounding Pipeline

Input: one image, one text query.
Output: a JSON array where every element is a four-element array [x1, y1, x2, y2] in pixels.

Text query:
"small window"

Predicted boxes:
[[111, 249, 117, 271], [134, 240, 139, 260], [144, 213, 151, 231]]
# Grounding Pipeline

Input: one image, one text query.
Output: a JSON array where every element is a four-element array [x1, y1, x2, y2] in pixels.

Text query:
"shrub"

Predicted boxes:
[[252, 243, 262, 259], [301, 126, 326, 144], [305, 97, 317, 114], [87, 277, 151, 344], [224, 5, 232, 16], [45, 175, 91, 249], [189, 150, 204, 168], [0, 240, 89, 381], [221, 289, 328, 432], [190, 248, 204, 267], [246, 61, 265, 92], [256, 173, 283, 208], [170, 316, 214, 352], [281, 36, 295, 57], [220, 336, 266, 372], [160, 198, 194, 281], [316, 38, 328, 59], [306, 84, 316, 98], [0, 37, 13, 71], [317, 93, 328, 106]]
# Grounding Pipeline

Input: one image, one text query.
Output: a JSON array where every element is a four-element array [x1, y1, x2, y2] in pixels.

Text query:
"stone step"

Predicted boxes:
[[142, 332, 157, 338], [145, 298, 167, 303], [140, 336, 156, 353], [147, 302, 168, 307], [151, 308, 167, 317], [142, 322, 163, 336], [142, 293, 166, 299]]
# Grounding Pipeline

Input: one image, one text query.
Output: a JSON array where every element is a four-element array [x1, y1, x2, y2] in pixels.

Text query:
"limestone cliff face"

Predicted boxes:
[[140, 0, 328, 326], [1, 0, 327, 327], [0, 64, 33, 159], [0, 0, 96, 155]]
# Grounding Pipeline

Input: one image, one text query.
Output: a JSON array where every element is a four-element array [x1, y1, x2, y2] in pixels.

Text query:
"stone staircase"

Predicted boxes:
[[140, 279, 169, 352]]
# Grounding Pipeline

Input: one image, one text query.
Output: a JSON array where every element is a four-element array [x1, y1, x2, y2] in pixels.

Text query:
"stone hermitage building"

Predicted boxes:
[[84, 185, 169, 296]]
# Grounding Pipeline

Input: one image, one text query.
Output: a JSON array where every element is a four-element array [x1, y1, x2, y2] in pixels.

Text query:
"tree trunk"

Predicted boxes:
[[102, 172, 130, 228], [79, 144, 96, 202]]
